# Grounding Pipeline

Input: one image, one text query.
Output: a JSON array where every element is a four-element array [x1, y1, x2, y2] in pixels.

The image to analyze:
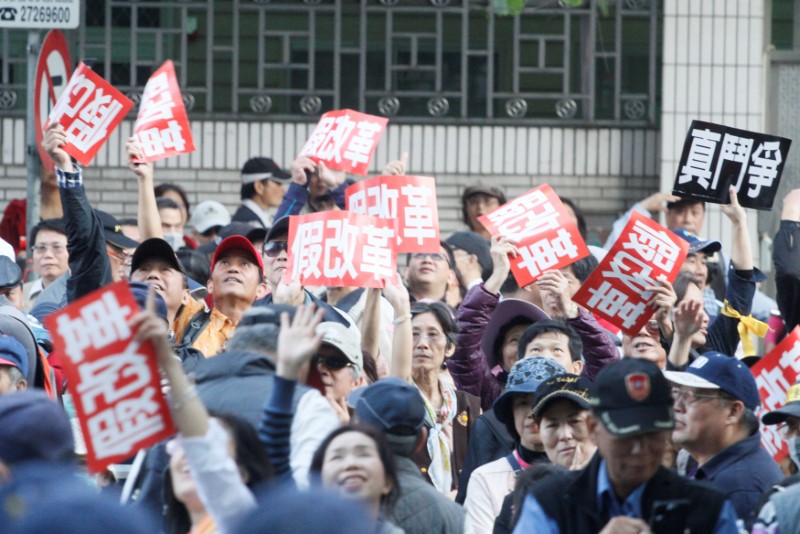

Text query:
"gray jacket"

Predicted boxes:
[[391, 456, 465, 534]]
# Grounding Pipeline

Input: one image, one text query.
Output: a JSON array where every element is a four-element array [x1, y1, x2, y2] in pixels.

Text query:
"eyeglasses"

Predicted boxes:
[[263, 241, 288, 258], [32, 243, 67, 255], [411, 252, 449, 263], [107, 247, 133, 267], [671, 387, 722, 406]]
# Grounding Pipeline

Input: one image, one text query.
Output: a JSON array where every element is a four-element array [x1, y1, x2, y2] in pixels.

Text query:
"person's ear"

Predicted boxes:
[[254, 282, 269, 300], [725, 400, 745, 426], [444, 339, 456, 358], [253, 180, 266, 196], [571, 359, 584, 375], [586, 413, 600, 445], [180, 289, 192, 306], [16, 378, 27, 391]]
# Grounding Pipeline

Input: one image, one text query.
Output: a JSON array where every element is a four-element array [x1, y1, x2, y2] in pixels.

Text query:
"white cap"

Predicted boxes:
[[189, 201, 231, 234], [0, 238, 14, 261], [316, 321, 363, 375]]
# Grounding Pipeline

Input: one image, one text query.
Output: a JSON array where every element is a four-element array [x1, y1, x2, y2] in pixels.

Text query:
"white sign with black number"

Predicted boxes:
[[0, 0, 80, 29]]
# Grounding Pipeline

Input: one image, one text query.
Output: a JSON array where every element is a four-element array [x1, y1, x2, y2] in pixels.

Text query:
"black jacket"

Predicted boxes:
[[531, 453, 728, 533], [231, 204, 265, 228]]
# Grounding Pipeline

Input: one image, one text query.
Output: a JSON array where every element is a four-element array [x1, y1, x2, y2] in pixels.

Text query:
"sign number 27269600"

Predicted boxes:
[[19, 5, 71, 23]]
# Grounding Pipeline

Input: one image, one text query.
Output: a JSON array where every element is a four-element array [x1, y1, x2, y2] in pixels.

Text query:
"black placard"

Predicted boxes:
[[672, 121, 792, 210]]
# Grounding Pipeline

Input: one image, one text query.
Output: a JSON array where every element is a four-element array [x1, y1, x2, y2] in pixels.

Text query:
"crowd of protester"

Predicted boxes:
[[0, 121, 799, 534]]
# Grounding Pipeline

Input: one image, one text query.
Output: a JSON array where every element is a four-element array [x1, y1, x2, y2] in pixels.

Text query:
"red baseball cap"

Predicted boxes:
[[211, 235, 264, 274]]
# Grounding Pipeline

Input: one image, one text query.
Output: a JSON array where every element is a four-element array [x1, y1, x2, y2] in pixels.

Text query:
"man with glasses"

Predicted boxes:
[[404, 242, 458, 306], [753, 380, 800, 533], [665, 352, 782, 523], [23, 219, 69, 311], [514, 358, 738, 533]]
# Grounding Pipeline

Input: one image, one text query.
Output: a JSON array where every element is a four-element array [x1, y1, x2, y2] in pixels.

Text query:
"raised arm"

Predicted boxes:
[[668, 299, 704, 370], [722, 187, 752, 271], [382, 279, 412, 381], [258, 305, 324, 482], [126, 137, 162, 240], [773, 189, 800, 332], [361, 287, 382, 360]]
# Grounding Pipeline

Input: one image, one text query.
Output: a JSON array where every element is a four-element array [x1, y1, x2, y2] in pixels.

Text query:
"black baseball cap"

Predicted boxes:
[[588, 359, 674, 437], [96, 210, 140, 249], [762, 381, 800, 425], [265, 216, 290, 244], [130, 238, 186, 276], [531, 374, 592, 418]]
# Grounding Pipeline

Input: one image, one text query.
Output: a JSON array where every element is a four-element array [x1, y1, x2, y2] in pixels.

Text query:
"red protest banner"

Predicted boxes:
[[284, 211, 397, 288], [477, 184, 589, 287], [298, 109, 388, 175], [44, 281, 174, 474], [47, 62, 134, 166], [133, 60, 196, 163], [346, 175, 440, 253], [573, 211, 689, 335], [750, 326, 800, 463]]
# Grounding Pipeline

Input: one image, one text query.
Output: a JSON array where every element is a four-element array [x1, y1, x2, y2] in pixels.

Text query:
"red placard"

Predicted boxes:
[[573, 211, 689, 335], [345, 175, 440, 253], [477, 185, 589, 287], [133, 60, 196, 162], [298, 109, 388, 175], [46, 62, 134, 166], [44, 282, 175, 474], [284, 211, 397, 288], [750, 326, 800, 463]]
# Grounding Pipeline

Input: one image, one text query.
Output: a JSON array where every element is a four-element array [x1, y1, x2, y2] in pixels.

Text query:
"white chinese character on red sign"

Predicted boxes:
[[137, 72, 175, 124], [586, 281, 647, 329], [623, 221, 681, 273], [344, 121, 383, 167], [66, 87, 125, 154], [779, 339, 800, 375], [401, 183, 436, 246], [76, 341, 152, 413], [679, 128, 722, 189], [757, 366, 793, 411], [323, 219, 359, 279], [486, 190, 559, 241], [138, 120, 187, 158], [747, 141, 783, 198], [350, 184, 398, 218], [361, 225, 396, 282], [87, 386, 165, 459], [318, 115, 356, 164], [301, 116, 336, 157], [516, 228, 579, 279], [55, 292, 133, 363], [292, 220, 325, 279]]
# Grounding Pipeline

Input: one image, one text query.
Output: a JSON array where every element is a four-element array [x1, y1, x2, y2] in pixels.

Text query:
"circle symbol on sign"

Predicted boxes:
[[34, 30, 72, 169]]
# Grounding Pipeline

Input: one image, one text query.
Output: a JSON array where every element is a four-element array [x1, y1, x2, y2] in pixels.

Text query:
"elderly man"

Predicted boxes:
[[514, 358, 739, 533], [0, 335, 28, 394], [24, 219, 69, 311], [461, 185, 506, 239], [404, 242, 458, 305], [233, 157, 292, 228], [665, 352, 783, 521]]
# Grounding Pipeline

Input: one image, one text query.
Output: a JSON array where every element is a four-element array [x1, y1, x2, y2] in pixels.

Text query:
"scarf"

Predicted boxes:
[[420, 378, 457, 494]]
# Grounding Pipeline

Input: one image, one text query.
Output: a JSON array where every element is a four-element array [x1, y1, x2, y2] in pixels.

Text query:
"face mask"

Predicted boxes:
[[163, 232, 183, 252], [787, 435, 800, 469]]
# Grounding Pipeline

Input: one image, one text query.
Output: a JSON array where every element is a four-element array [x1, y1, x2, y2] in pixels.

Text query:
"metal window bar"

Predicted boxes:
[[0, 0, 661, 126]]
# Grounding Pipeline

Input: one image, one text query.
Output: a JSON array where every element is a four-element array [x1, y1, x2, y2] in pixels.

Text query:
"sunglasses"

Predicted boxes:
[[318, 353, 353, 370], [263, 241, 288, 258], [411, 252, 449, 264]]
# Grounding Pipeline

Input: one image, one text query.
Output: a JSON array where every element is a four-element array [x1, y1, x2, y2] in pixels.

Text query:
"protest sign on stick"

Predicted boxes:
[[346, 175, 440, 253], [133, 60, 195, 162], [47, 62, 134, 166], [298, 109, 388, 175], [673, 120, 792, 210], [477, 184, 589, 287], [573, 211, 689, 335], [45, 282, 175, 474], [750, 326, 800, 463], [284, 211, 397, 288]]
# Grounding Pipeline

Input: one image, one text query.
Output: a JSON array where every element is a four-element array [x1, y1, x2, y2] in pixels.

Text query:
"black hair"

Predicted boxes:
[[516, 319, 583, 362], [309, 424, 400, 514], [500, 272, 520, 295], [156, 197, 181, 211], [559, 196, 587, 240], [154, 183, 191, 216], [361, 350, 379, 384], [29, 218, 66, 245], [493, 316, 535, 365], [672, 270, 698, 304], [410, 300, 459, 351], [117, 217, 138, 227], [568, 254, 598, 284], [667, 197, 705, 212], [177, 249, 211, 287], [163, 412, 273, 534], [241, 181, 257, 201]]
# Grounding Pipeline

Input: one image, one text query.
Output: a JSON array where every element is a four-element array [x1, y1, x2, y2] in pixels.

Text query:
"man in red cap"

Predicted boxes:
[[174, 235, 268, 356]]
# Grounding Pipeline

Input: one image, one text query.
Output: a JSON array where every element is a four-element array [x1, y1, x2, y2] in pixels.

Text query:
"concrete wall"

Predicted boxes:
[[1, 116, 660, 245]]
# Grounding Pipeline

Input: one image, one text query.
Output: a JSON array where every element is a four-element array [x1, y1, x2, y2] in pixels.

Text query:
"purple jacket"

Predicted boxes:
[[447, 284, 619, 411]]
